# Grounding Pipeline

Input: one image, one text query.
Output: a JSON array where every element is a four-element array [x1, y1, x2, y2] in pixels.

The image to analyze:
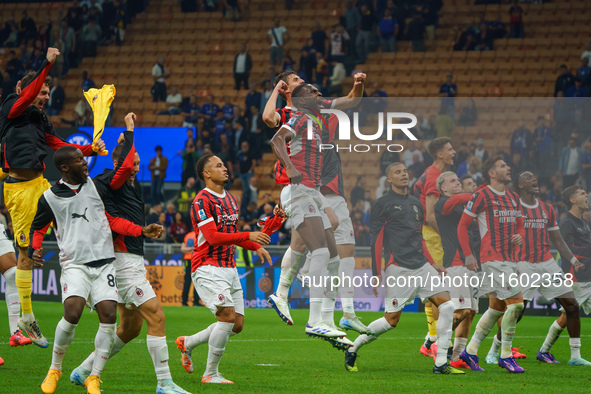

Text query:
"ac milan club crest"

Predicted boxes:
[[308, 205, 316, 214], [392, 299, 398, 308], [218, 294, 225, 303], [507, 285, 512, 291], [63, 283, 68, 293], [459, 296, 465, 304], [135, 288, 144, 298], [19, 233, 26, 244]]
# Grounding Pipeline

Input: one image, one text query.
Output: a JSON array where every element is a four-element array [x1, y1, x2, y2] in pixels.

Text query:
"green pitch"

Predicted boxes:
[[1, 302, 590, 393]]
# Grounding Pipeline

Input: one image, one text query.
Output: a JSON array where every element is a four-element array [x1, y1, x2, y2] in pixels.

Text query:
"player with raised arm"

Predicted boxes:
[[535, 185, 591, 366], [263, 70, 366, 328], [344, 162, 463, 375], [175, 154, 272, 384], [414, 137, 456, 357], [29, 146, 162, 394], [270, 84, 350, 344], [0, 47, 104, 347], [70, 113, 191, 394], [433, 172, 479, 369], [458, 156, 526, 373]]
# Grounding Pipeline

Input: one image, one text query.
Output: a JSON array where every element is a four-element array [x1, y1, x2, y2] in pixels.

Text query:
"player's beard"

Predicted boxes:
[[223, 177, 230, 185]]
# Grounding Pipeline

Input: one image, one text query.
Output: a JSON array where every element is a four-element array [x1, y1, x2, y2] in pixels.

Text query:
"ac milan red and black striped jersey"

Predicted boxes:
[[463, 186, 523, 263], [413, 165, 442, 215], [516, 199, 558, 264], [282, 109, 326, 189], [190, 188, 241, 270], [273, 99, 335, 185]]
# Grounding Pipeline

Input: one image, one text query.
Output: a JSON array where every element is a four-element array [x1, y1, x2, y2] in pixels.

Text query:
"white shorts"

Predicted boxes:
[[114, 252, 156, 308], [281, 184, 331, 231], [479, 260, 522, 300], [324, 194, 355, 245], [384, 263, 450, 313], [0, 224, 14, 257], [573, 282, 591, 315], [517, 259, 572, 302], [60, 263, 118, 306], [446, 266, 478, 311], [192, 265, 244, 316]]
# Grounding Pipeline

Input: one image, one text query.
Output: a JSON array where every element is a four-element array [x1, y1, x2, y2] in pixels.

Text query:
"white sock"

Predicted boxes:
[[435, 301, 454, 367], [3, 267, 20, 334], [321, 256, 339, 324], [299, 253, 311, 277], [80, 335, 126, 372], [205, 321, 234, 377], [540, 321, 564, 353], [466, 308, 504, 355], [452, 337, 467, 361], [350, 317, 393, 353], [276, 247, 304, 300], [147, 335, 172, 381], [91, 323, 116, 376], [50, 318, 77, 371], [185, 322, 216, 350], [308, 248, 330, 325], [488, 335, 501, 356], [338, 257, 356, 318], [570, 337, 581, 360], [500, 303, 523, 359], [22, 312, 35, 324]]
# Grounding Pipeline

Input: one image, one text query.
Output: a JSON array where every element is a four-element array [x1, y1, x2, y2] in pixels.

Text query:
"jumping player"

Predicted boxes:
[[0, 47, 104, 346], [176, 154, 272, 384]]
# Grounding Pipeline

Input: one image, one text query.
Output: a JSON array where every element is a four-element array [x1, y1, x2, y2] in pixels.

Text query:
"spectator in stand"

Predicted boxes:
[[234, 43, 252, 90], [50, 31, 66, 77], [3, 20, 19, 48], [176, 176, 199, 214], [434, 106, 453, 138], [577, 57, 590, 85], [402, 140, 423, 168], [72, 98, 92, 126], [422, 0, 439, 41], [237, 140, 257, 211], [213, 110, 228, 146], [180, 231, 199, 306], [439, 73, 457, 122], [406, 11, 426, 52], [148, 145, 168, 206], [151, 56, 170, 102], [152, 212, 169, 243], [239, 202, 260, 231], [453, 141, 469, 172], [351, 207, 370, 246], [244, 86, 261, 119], [350, 175, 366, 207], [268, 18, 289, 68], [466, 156, 484, 185], [408, 153, 425, 179], [473, 138, 489, 163], [222, 96, 235, 121], [328, 59, 346, 96], [581, 41, 591, 66], [329, 24, 349, 64], [180, 139, 200, 184], [565, 77, 587, 98], [224, 0, 240, 21], [260, 81, 273, 112], [164, 203, 177, 225], [357, 4, 375, 62], [170, 212, 189, 244], [582, 142, 591, 191], [553, 91, 574, 153], [370, 81, 387, 97], [160, 85, 182, 115], [29, 48, 44, 71], [248, 105, 265, 157], [59, 19, 76, 74], [146, 204, 162, 225], [510, 122, 533, 164], [257, 193, 276, 216], [533, 115, 553, 178], [5, 50, 23, 82], [181, 94, 199, 127], [81, 17, 101, 57], [558, 135, 583, 189], [315, 52, 330, 94], [343, 0, 361, 57], [378, 9, 398, 53], [46, 77, 65, 116], [508, 0, 525, 39], [232, 118, 248, 154], [299, 47, 315, 82], [198, 94, 220, 127], [554, 64, 575, 97], [20, 11, 37, 44], [217, 133, 235, 180], [232, 105, 247, 129], [311, 22, 328, 55]]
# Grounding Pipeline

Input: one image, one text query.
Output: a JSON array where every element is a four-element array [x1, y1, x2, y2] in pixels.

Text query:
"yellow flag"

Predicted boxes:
[[83, 84, 116, 156]]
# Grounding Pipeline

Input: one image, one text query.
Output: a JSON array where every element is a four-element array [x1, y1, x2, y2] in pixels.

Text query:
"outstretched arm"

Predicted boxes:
[[331, 72, 366, 110], [262, 80, 287, 128]]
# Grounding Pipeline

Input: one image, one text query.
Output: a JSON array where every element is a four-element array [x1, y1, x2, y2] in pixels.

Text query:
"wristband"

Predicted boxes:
[[571, 256, 579, 265]]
